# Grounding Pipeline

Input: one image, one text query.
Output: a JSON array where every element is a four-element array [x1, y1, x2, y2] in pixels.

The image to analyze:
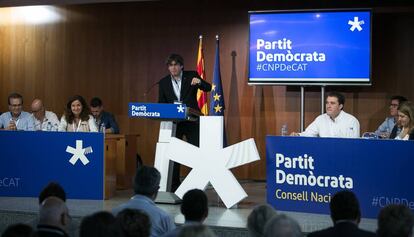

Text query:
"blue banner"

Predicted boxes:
[[266, 136, 414, 218], [129, 102, 187, 120], [249, 10, 371, 84], [0, 131, 104, 199]]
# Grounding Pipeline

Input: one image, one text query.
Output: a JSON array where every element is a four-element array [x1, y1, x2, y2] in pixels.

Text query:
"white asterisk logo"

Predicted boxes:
[[66, 140, 93, 165], [348, 16, 364, 32], [177, 104, 185, 113]]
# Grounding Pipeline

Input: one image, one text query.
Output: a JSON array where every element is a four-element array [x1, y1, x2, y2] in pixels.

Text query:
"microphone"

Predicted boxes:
[[143, 81, 160, 97]]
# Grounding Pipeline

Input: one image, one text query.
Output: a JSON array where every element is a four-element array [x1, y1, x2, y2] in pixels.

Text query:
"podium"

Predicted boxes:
[[129, 102, 201, 203]]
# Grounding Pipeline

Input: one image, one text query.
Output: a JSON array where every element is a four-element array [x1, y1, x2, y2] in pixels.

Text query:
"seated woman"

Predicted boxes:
[[394, 101, 414, 140], [59, 95, 98, 132]]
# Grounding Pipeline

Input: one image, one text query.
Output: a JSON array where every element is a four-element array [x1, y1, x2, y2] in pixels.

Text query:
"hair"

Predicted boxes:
[[326, 91, 345, 107], [64, 95, 91, 123], [7, 93, 23, 105], [90, 97, 103, 108], [181, 189, 208, 222], [390, 95, 408, 104], [1, 223, 33, 237], [377, 204, 414, 237], [247, 204, 277, 237], [116, 208, 151, 237], [38, 182, 67, 204], [178, 224, 216, 237], [397, 101, 414, 131], [330, 190, 361, 222], [80, 211, 122, 237], [263, 214, 302, 237], [165, 54, 184, 66], [133, 166, 160, 197]]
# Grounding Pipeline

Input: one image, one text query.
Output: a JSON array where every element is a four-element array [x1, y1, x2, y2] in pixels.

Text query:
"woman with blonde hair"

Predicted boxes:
[[395, 101, 414, 140]]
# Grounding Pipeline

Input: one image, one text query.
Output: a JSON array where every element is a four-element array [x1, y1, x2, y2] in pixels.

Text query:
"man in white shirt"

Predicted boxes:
[[31, 99, 60, 131], [291, 92, 360, 138]]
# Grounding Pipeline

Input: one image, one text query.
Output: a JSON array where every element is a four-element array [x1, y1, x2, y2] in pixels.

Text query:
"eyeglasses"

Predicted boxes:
[[10, 104, 22, 107], [390, 104, 399, 107]]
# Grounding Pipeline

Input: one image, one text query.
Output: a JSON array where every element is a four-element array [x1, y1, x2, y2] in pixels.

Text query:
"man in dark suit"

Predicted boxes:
[[158, 53, 211, 192], [308, 190, 376, 237]]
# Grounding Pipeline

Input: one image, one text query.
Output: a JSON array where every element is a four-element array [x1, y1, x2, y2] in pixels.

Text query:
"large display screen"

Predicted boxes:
[[249, 10, 371, 85]]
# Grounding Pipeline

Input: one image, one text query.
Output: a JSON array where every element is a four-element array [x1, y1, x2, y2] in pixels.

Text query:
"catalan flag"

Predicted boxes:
[[196, 35, 208, 115]]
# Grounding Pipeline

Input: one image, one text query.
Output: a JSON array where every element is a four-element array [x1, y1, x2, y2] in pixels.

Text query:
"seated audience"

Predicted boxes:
[[31, 99, 60, 131], [34, 197, 71, 237], [112, 166, 175, 237], [375, 95, 407, 138], [58, 95, 98, 132], [247, 204, 277, 237], [0, 93, 35, 131], [307, 190, 375, 237], [90, 97, 120, 134], [1, 223, 33, 237], [116, 208, 151, 237], [80, 211, 122, 237], [377, 204, 414, 237], [177, 224, 216, 237], [291, 92, 360, 138], [163, 189, 209, 237], [393, 101, 414, 140], [263, 214, 302, 237], [38, 182, 66, 204]]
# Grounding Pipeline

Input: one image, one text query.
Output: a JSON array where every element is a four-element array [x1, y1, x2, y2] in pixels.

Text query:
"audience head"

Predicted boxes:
[[181, 189, 208, 223], [31, 99, 46, 121], [263, 214, 302, 237], [377, 204, 414, 237], [80, 211, 122, 237], [38, 197, 71, 231], [116, 208, 151, 237], [7, 93, 23, 117], [329, 190, 361, 224], [65, 95, 90, 123], [178, 224, 216, 237], [325, 91, 345, 118], [247, 204, 277, 237], [166, 54, 184, 77], [38, 182, 66, 205], [397, 101, 414, 130], [1, 223, 33, 237], [90, 97, 104, 119], [133, 166, 161, 199], [390, 95, 408, 117]]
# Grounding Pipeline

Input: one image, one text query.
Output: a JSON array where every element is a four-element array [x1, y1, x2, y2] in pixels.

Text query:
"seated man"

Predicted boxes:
[[90, 97, 119, 134], [0, 92, 35, 131], [375, 95, 407, 138], [291, 92, 360, 138], [264, 214, 302, 237], [377, 204, 414, 237], [112, 166, 175, 237], [308, 190, 375, 237], [35, 197, 71, 237], [31, 99, 60, 131]]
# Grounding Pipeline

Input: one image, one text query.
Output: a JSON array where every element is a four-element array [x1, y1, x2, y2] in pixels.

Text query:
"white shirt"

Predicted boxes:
[[58, 115, 98, 132], [170, 72, 182, 101], [32, 111, 60, 131], [300, 110, 360, 138]]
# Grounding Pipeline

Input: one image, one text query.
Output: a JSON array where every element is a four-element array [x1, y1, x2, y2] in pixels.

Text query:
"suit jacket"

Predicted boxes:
[[307, 222, 376, 237], [158, 71, 211, 112], [100, 111, 120, 134]]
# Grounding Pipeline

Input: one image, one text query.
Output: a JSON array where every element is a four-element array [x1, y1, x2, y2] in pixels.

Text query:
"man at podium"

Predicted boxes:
[[158, 53, 212, 191]]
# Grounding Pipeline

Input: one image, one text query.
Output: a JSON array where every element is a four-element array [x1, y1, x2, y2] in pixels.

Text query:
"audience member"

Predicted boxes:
[[38, 182, 66, 205], [31, 99, 60, 131], [0, 93, 35, 131], [263, 214, 302, 237], [377, 204, 414, 237], [291, 92, 360, 138], [247, 204, 277, 237], [393, 101, 414, 140], [1, 223, 33, 237], [177, 224, 216, 237], [307, 190, 375, 237], [112, 166, 175, 237], [90, 97, 120, 134], [375, 95, 407, 138], [80, 211, 122, 237], [34, 197, 71, 237], [58, 95, 98, 132], [163, 189, 208, 237], [116, 208, 151, 237]]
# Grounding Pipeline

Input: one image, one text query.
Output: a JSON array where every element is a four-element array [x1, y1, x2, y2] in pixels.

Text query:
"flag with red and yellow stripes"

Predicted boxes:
[[196, 35, 208, 115]]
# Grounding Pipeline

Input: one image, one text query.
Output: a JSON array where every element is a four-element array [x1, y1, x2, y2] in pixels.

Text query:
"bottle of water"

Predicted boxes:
[[281, 124, 288, 136], [46, 121, 52, 131], [100, 123, 105, 133]]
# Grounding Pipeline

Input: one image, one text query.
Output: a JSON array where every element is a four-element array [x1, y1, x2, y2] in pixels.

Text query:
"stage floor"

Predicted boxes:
[[0, 181, 377, 235]]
